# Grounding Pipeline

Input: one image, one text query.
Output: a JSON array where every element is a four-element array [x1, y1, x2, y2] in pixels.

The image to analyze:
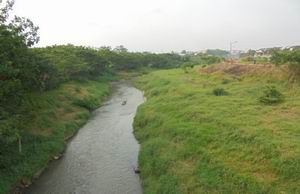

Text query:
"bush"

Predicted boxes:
[[259, 86, 284, 105], [72, 97, 99, 111], [213, 88, 228, 96], [181, 62, 195, 73]]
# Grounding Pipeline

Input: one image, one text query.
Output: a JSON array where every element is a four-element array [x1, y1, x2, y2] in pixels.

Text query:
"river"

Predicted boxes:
[[24, 81, 144, 194]]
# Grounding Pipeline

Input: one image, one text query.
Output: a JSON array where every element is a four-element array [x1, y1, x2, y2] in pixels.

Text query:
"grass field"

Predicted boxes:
[[0, 77, 111, 194], [134, 65, 300, 194]]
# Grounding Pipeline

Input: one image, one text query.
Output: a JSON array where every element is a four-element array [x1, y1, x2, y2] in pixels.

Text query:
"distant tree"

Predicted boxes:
[[271, 50, 300, 80], [113, 45, 128, 53], [99, 46, 111, 51], [206, 49, 229, 58], [247, 49, 256, 57], [190, 53, 222, 65], [271, 50, 300, 66], [33, 45, 111, 81], [181, 50, 187, 55]]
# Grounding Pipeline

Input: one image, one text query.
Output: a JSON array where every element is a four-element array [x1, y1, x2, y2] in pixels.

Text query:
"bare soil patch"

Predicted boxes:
[[200, 63, 288, 79]]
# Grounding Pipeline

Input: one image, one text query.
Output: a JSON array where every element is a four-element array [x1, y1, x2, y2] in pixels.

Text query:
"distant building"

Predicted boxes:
[[283, 45, 300, 51], [254, 50, 271, 58], [254, 47, 281, 58]]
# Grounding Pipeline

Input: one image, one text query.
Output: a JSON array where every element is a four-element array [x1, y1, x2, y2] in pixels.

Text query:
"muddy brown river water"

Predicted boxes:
[[24, 81, 144, 194]]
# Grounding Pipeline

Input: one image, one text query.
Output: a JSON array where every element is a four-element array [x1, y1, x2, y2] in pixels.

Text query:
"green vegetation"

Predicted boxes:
[[0, 77, 110, 194], [271, 50, 300, 80], [271, 50, 300, 67], [206, 49, 230, 58], [180, 62, 195, 73], [259, 86, 284, 105], [2, 1, 300, 194], [134, 67, 300, 194], [0, 1, 188, 192], [240, 56, 270, 64], [189, 53, 223, 66], [212, 87, 229, 96], [0, 3, 114, 191]]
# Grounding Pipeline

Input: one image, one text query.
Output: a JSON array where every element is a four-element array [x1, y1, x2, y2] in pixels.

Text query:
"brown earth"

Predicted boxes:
[[200, 63, 289, 80]]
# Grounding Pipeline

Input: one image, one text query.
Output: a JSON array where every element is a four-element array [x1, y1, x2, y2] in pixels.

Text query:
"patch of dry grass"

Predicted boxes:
[[200, 63, 289, 80]]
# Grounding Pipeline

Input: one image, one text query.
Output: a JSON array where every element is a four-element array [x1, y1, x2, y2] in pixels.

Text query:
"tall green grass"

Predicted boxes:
[[134, 68, 300, 194], [0, 77, 111, 194]]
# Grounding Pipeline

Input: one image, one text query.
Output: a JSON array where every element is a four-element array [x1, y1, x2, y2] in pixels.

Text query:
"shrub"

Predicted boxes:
[[72, 97, 99, 111], [181, 62, 195, 73], [213, 88, 228, 96], [259, 86, 284, 105]]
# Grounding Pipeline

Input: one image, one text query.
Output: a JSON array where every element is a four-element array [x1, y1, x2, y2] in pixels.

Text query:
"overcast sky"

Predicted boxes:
[[12, 0, 300, 52]]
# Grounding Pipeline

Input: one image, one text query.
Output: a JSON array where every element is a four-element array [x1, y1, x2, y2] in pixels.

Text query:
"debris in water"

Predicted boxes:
[[122, 100, 127, 105], [133, 166, 141, 174], [20, 178, 31, 188], [53, 154, 63, 160], [53, 156, 59, 160]]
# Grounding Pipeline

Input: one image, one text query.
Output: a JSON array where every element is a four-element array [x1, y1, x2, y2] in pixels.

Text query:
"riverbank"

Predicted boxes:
[[23, 81, 143, 194], [133, 65, 300, 193], [0, 77, 112, 194]]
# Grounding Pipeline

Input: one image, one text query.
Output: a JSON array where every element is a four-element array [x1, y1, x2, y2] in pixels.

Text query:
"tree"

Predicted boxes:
[[206, 49, 229, 58], [0, 0, 40, 153], [189, 53, 222, 65], [113, 45, 128, 53], [247, 49, 256, 57], [271, 50, 300, 80]]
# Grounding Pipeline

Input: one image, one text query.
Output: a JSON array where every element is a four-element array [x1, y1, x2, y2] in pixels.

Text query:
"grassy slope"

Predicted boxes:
[[0, 77, 111, 194], [134, 67, 300, 194]]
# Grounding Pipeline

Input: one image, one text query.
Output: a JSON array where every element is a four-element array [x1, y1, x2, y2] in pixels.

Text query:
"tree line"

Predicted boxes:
[[271, 50, 300, 68]]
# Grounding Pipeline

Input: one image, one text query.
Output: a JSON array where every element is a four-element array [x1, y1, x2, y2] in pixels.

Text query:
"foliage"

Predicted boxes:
[[0, 79, 110, 194], [271, 50, 300, 66], [134, 68, 300, 193], [240, 56, 269, 64], [212, 88, 228, 96], [246, 49, 256, 57], [259, 85, 284, 105], [0, 1, 229, 192], [31, 45, 110, 83], [0, 0, 41, 151], [73, 96, 100, 111], [111, 51, 186, 70], [0, 1, 186, 183], [181, 62, 194, 73], [206, 49, 229, 58], [271, 50, 300, 79], [189, 53, 222, 65]]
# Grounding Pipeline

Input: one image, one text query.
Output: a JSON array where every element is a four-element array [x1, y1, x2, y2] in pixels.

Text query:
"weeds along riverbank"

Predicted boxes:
[[0, 76, 112, 194], [133, 65, 300, 194]]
